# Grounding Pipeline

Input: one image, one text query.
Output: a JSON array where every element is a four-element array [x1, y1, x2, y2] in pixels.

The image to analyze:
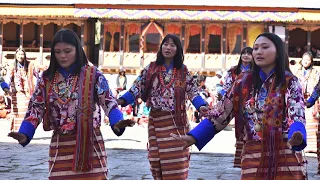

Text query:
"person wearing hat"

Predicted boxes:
[[116, 68, 127, 93]]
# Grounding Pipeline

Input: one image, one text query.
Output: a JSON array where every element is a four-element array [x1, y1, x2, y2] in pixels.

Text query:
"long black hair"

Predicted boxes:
[[252, 33, 289, 94], [155, 34, 184, 69], [43, 29, 88, 80], [235, 47, 253, 75], [14, 48, 29, 73]]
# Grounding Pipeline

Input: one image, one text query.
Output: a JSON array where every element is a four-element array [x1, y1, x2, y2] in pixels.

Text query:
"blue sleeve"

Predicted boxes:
[[187, 118, 216, 151], [219, 89, 226, 97], [192, 95, 207, 111], [307, 89, 320, 106], [108, 108, 125, 136], [0, 81, 9, 90], [288, 121, 307, 151], [18, 121, 36, 147], [119, 91, 135, 107]]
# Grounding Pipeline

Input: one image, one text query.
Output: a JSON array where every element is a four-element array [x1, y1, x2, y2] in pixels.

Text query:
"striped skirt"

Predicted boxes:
[[49, 128, 108, 180], [318, 132, 320, 174], [241, 140, 306, 180], [304, 108, 319, 153], [148, 110, 190, 180], [10, 92, 30, 132], [234, 140, 244, 168]]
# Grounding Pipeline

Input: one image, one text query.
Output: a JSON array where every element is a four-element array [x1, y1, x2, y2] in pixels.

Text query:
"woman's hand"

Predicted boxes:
[[170, 133, 196, 149], [117, 99, 125, 106], [216, 93, 222, 101], [8, 132, 27, 145], [304, 101, 312, 108], [3, 88, 12, 96], [287, 131, 303, 149], [113, 119, 135, 133], [199, 106, 209, 116]]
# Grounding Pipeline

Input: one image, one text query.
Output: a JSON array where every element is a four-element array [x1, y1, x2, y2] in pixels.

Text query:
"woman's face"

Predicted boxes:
[[16, 50, 25, 63], [161, 38, 177, 60], [253, 36, 277, 69], [54, 42, 76, 69], [301, 55, 312, 68], [241, 52, 253, 65]]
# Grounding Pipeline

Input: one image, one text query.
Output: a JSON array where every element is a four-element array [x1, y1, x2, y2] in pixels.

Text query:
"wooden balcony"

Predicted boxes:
[[3, 50, 320, 76], [1, 50, 51, 70]]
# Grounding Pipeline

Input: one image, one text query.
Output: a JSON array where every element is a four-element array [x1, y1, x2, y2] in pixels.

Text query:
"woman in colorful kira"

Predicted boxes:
[[0, 48, 38, 132], [117, 34, 207, 179], [8, 29, 134, 180], [295, 52, 319, 154], [218, 46, 253, 168], [174, 33, 307, 179], [305, 65, 320, 174]]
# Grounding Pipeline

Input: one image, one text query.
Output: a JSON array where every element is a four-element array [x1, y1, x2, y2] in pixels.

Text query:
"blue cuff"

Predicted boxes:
[[219, 89, 226, 97], [192, 95, 207, 111], [109, 108, 125, 136], [307, 97, 316, 107], [18, 121, 36, 147], [288, 121, 307, 151], [0, 82, 9, 90], [119, 92, 135, 107], [187, 118, 216, 151]]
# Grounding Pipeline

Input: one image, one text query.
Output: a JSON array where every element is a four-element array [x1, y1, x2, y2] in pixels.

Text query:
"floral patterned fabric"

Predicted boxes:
[[128, 63, 200, 110], [207, 71, 306, 141], [295, 67, 320, 96], [5, 63, 38, 93], [24, 69, 118, 134], [222, 65, 251, 94]]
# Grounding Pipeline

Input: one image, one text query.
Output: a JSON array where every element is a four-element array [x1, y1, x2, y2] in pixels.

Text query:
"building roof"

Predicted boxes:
[[2, 0, 320, 9]]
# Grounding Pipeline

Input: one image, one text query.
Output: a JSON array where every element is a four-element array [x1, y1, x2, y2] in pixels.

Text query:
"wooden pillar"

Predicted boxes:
[[19, 22, 23, 48], [39, 23, 44, 66], [0, 22, 3, 64], [222, 24, 227, 70], [201, 24, 205, 71], [285, 26, 289, 54], [120, 22, 125, 51], [201, 24, 205, 53], [272, 26, 275, 33], [81, 22, 84, 47], [264, 24, 269, 32], [120, 21, 125, 67], [307, 30, 311, 52], [98, 21, 104, 67], [243, 24, 247, 48], [222, 24, 227, 54], [181, 24, 185, 51]]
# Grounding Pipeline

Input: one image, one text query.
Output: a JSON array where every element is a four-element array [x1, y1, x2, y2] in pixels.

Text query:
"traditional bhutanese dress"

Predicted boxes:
[[306, 71, 320, 174], [220, 64, 251, 168], [18, 65, 125, 180], [120, 61, 206, 180], [190, 70, 307, 180], [0, 61, 37, 132], [296, 66, 320, 153]]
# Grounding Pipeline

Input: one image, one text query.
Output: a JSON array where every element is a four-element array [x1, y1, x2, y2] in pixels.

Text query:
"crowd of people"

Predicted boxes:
[[0, 28, 318, 180]]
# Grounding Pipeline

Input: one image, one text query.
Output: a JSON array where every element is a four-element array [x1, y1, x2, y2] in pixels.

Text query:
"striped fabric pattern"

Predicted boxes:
[[304, 108, 319, 153], [241, 140, 306, 180], [49, 129, 108, 180], [317, 132, 320, 174], [148, 110, 190, 180], [234, 140, 244, 168], [10, 92, 30, 132]]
